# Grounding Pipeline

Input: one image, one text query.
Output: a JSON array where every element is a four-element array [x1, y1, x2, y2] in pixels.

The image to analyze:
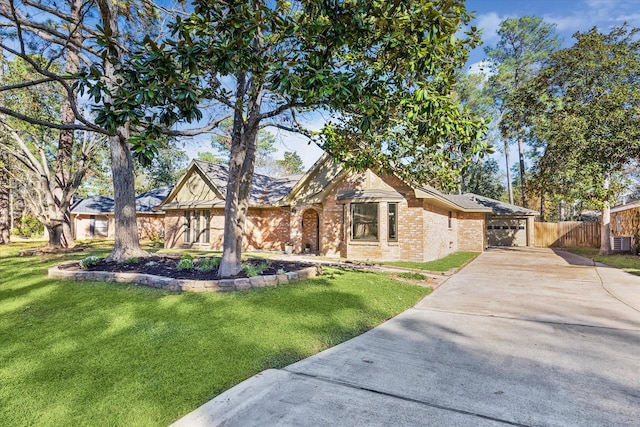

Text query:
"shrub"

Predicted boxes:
[[194, 257, 220, 272], [14, 214, 44, 238], [126, 257, 140, 264], [79, 256, 101, 270], [242, 261, 270, 277], [144, 261, 158, 267], [176, 258, 193, 270]]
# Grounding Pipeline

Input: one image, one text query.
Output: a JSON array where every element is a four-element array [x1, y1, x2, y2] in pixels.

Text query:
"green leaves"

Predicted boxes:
[[522, 25, 640, 209]]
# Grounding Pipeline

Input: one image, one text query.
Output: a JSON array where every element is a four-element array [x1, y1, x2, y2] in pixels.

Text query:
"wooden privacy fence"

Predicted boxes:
[[534, 221, 601, 248]]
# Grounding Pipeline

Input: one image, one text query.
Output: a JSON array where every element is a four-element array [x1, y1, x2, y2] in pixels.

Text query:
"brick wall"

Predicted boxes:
[[458, 212, 486, 252], [137, 214, 165, 240], [422, 203, 458, 261], [164, 208, 289, 251]]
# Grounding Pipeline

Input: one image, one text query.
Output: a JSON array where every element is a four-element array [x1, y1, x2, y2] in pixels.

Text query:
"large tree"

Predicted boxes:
[[520, 26, 640, 254], [485, 16, 560, 207], [0, 54, 100, 248], [90, 0, 488, 276], [0, 0, 163, 258]]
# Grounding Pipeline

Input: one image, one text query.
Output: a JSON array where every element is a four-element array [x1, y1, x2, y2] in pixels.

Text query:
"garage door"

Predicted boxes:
[[487, 218, 527, 246]]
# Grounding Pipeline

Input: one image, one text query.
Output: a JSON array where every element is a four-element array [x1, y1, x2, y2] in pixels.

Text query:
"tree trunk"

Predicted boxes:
[[107, 132, 147, 261], [218, 141, 245, 277], [218, 72, 263, 278], [504, 139, 514, 205], [0, 37, 9, 244], [46, 222, 64, 249], [517, 132, 528, 208], [599, 202, 611, 255], [97, 0, 146, 261], [0, 155, 10, 244], [539, 192, 545, 222]]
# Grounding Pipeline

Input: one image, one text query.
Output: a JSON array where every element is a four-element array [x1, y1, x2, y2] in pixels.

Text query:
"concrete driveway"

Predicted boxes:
[[173, 247, 640, 426]]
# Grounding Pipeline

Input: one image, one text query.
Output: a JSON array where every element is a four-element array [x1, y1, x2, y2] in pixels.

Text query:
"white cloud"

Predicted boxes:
[[475, 12, 505, 44], [466, 60, 493, 76]]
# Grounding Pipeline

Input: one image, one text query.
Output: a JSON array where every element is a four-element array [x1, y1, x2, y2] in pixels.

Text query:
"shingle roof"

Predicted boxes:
[[193, 160, 302, 206], [71, 186, 172, 214], [135, 186, 173, 212], [70, 196, 115, 214], [449, 193, 539, 215]]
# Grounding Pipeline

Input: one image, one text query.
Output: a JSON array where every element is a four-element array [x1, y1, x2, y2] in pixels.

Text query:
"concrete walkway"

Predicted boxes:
[[173, 247, 640, 426]]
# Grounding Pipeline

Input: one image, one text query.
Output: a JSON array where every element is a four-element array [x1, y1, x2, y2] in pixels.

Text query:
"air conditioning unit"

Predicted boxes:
[[612, 236, 631, 252]]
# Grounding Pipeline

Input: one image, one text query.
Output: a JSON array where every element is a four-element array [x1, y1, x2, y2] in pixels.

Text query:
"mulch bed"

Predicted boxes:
[[62, 256, 315, 280]]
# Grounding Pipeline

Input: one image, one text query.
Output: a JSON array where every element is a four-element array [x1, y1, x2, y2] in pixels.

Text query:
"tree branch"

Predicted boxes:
[[164, 114, 231, 137]]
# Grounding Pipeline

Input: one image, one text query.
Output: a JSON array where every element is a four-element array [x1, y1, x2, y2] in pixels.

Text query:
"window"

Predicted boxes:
[[203, 211, 211, 243], [352, 203, 378, 241], [448, 211, 453, 228], [184, 210, 191, 243], [193, 210, 200, 243], [388, 203, 398, 242]]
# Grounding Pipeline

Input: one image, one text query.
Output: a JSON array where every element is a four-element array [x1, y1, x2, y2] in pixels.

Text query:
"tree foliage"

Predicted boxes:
[[460, 158, 505, 200], [520, 25, 640, 253], [485, 16, 560, 207], [277, 151, 305, 175], [0, 0, 165, 257]]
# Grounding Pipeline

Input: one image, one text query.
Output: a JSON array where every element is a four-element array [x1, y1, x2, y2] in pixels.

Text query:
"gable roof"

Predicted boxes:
[[194, 160, 302, 205], [160, 160, 303, 209], [71, 186, 172, 214]]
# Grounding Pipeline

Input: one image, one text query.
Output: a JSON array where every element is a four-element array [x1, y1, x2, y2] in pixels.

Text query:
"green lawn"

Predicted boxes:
[[379, 251, 480, 272], [0, 241, 430, 426], [563, 247, 640, 275]]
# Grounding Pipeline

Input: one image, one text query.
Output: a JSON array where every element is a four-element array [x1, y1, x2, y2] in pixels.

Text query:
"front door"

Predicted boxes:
[[301, 209, 320, 253]]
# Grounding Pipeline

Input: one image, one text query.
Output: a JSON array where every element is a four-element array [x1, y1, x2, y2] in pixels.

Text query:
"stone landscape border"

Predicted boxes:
[[48, 262, 322, 293]]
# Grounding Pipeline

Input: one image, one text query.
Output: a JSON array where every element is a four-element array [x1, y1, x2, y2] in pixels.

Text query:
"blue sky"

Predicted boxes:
[[467, 0, 640, 69], [188, 0, 640, 171]]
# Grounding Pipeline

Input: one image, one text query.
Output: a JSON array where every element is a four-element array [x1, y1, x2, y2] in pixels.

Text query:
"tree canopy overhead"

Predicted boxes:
[[83, 0, 490, 276]]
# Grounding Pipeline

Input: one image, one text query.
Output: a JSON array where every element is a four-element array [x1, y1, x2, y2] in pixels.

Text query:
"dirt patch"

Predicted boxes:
[[61, 256, 315, 280]]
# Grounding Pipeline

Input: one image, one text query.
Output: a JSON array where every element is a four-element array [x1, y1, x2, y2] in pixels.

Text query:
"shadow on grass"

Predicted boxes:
[[0, 246, 429, 427]]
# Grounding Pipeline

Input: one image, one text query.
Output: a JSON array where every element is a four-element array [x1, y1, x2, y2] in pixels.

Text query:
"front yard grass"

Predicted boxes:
[[0, 241, 430, 427], [379, 251, 480, 272], [563, 247, 640, 275]]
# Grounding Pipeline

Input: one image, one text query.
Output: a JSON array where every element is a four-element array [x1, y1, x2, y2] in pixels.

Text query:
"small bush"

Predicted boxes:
[[176, 258, 193, 270], [194, 257, 220, 272], [144, 261, 158, 267], [181, 253, 194, 261], [126, 257, 140, 264], [14, 214, 44, 238], [79, 256, 101, 270], [242, 261, 270, 277]]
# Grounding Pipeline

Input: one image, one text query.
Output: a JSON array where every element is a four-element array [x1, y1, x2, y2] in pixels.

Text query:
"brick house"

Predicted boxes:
[[71, 186, 171, 241], [159, 155, 536, 261]]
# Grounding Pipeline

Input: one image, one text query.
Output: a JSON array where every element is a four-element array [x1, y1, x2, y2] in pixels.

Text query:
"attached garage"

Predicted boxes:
[[445, 194, 538, 248], [487, 217, 528, 246]]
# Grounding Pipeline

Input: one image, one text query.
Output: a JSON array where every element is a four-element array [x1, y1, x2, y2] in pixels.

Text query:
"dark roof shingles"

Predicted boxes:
[[194, 160, 300, 206]]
